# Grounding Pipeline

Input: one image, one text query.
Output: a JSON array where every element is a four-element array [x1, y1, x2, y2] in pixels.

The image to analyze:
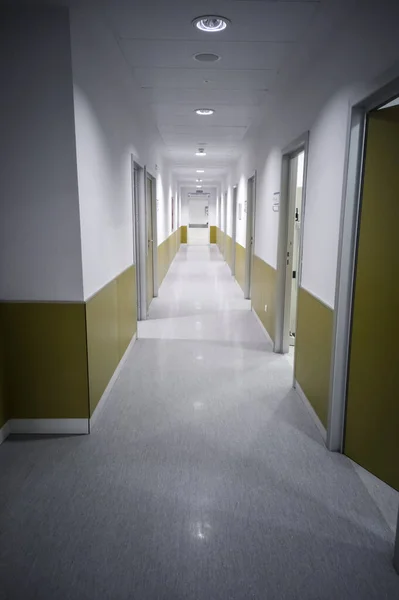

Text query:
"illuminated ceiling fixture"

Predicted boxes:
[[196, 185, 203, 188], [196, 169, 205, 173], [195, 108, 215, 116], [192, 15, 230, 33], [196, 179, 202, 182], [196, 148, 206, 156]]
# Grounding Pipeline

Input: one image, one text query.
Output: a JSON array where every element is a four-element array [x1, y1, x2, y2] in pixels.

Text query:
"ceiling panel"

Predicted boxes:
[[133, 67, 275, 90], [139, 87, 269, 106], [120, 39, 295, 70], [102, 0, 326, 184], [153, 105, 256, 124], [109, 0, 319, 43]]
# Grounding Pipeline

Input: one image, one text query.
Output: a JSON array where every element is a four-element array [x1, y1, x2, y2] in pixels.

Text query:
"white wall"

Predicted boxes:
[[230, 0, 399, 308], [70, 7, 168, 299], [157, 167, 179, 246], [0, 8, 83, 302]]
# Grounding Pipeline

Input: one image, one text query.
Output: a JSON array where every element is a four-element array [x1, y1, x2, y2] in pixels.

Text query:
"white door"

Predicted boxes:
[[188, 198, 209, 245]]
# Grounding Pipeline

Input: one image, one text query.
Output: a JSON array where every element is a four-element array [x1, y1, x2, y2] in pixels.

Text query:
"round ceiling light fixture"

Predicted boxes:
[[195, 108, 215, 116], [196, 179, 202, 182], [196, 169, 205, 173], [192, 15, 230, 33], [193, 52, 221, 63], [196, 148, 207, 156]]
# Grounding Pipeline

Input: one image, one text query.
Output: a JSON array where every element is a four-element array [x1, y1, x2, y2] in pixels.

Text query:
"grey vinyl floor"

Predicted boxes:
[[0, 245, 398, 599]]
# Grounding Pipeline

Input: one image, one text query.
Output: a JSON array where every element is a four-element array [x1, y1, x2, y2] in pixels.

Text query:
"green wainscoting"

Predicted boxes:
[[0, 339, 7, 429], [251, 255, 277, 342], [210, 226, 217, 244], [235, 242, 246, 293], [224, 234, 233, 269], [180, 225, 187, 244], [86, 265, 136, 416], [216, 227, 222, 250], [0, 265, 137, 428], [345, 108, 399, 490], [294, 288, 333, 428], [158, 229, 180, 287], [0, 302, 89, 419]]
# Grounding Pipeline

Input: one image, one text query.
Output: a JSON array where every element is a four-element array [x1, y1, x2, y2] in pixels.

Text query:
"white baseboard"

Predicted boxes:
[[9, 419, 89, 435], [90, 333, 137, 430], [0, 420, 11, 445], [294, 380, 327, 443], [251, 307, 274, 346]]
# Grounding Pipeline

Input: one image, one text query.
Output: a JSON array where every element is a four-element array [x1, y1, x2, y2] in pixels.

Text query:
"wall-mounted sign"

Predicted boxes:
[[238, 203, 242, 220], [244, 200, 247, 213]]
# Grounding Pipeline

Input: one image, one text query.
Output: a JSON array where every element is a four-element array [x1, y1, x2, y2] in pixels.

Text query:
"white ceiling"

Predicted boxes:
[[105, 0, 326, 183]]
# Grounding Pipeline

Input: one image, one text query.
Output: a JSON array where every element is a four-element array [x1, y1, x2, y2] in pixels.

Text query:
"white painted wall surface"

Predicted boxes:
[[70, 7, 166, 299], [0, 8, 83, 302], [230, 0, 399, 308]]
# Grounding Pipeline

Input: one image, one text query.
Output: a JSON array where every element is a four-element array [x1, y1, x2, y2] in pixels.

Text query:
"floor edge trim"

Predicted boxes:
[[90, 333, 137, 430]]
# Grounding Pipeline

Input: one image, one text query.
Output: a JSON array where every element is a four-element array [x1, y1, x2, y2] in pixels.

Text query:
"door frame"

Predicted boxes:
[[132, 158, 147, 321], [222, 191, 228, 255], [231, 185, 238, 276], [243, 173, 257, 299], [325, 78, 399, 576], [327, 78, 399, 453], [146, 170, 159, 298], [275, 133, 309, 355]]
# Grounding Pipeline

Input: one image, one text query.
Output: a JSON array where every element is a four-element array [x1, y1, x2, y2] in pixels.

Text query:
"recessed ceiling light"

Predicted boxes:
[[195, 109, 215, 116], [196, 179, 202, 182], [196, 170, 205, 173], [192, 15, 231, 33], [196, 185, 203, 188], [193, 53, 220, 63]]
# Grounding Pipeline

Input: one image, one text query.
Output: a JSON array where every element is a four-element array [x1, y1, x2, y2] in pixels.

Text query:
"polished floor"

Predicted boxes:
[[0, 245, 398, 599]]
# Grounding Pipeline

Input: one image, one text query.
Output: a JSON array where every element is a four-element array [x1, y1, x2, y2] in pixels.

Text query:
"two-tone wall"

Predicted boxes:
[[0, 6, 172, 441], [225, 1, 399, 428], [158, 229, 181, 287]]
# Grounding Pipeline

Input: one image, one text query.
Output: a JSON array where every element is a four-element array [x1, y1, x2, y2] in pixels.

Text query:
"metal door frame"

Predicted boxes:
[[146, 170, 159, 298], [323, 77, 399, 576], [275, 133, 309, 354], [231, 185, 238, 276], [327, 79, 399, 452], [244, 172, 257, 299], [222, 191, 228, 255], [132, 158, 146, 321]]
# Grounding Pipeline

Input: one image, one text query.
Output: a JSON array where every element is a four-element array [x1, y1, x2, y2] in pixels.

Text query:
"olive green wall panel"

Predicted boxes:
[[294, 288, 333, 428], [86, 265, 137, 416], [216, 227, 222, 250], [116, 266, 136, 361], [0, 337, 7, 428], [224, 234, 233, 269], [181, 225, 187, 244], [210, 226, 217, 244], [235, 242, 246, 293], [345, 109, 399, 490], [251, 255, 277, 342], [0, 303, 89, 419], [158, 230, 180, 287]]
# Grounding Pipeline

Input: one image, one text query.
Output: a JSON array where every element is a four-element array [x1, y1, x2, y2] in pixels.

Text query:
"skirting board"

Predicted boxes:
[[294, 380, 327, 444], [251, 307, 274, 346], [8, 419, 89, 435], [90, 333, 137, 431], [0, 421, 11, 445]]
